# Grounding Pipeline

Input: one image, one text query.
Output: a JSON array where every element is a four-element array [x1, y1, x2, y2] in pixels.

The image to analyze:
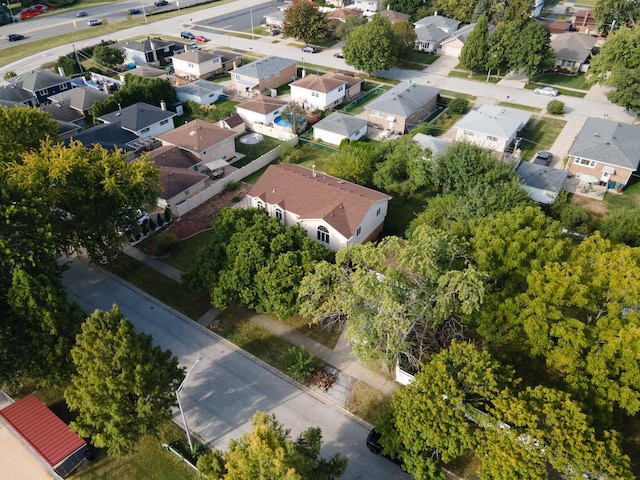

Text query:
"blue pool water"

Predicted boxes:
[[274, 115, 304, 128]]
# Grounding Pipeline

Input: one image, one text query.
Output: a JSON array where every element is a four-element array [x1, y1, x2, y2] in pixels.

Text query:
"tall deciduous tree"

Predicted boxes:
[[283, 0, 329, 45], [0, 104, 58, 163], [593, 0, 640, 34], [336, 14, 367, 41], [391, 20, 417, 59], [93, 44, 125, 69], [460, 14, 489, 72], [7, 140, 160, 263], [384, 0, 434, 19], [65, 306, 183, 456], [434, 0, 477, 22], [323, 140, 377, 186], [198, 411, 347, 480], [343, 15, 399, 75], [372, 135, 431, 196], [504, 21, 555, 77]]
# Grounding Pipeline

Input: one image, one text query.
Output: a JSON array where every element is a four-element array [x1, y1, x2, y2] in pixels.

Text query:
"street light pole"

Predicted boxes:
[[176, 356, 203, 453]]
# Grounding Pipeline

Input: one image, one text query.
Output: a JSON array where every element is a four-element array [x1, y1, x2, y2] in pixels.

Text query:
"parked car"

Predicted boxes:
[[87, 18, 102, 26], [127, 8, 142, 14], [269, 28, 280, 36], [534, 151, 552, 166], [333, 51, 344, 58], [181, 31, 195, 39], [302, 46, 316, 53], [194, 35, 208, 42], [534, 86, 559, 97], [187, 42, 200, 51], [6, 33, 25, 41], [76, 11, 88, 17], [154, 0, 169, 5], [366, 429, 402, 466]]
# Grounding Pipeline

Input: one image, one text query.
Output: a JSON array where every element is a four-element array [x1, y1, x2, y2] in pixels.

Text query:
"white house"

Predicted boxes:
[[176, 79, 224, 105], [171, 50, 223, 80], [313, 112, 368, 145], [454, 105, 531, 154], [289, 73, 347, 111], [351, 0, 381, 12], [247, 164, 392, 251], [97, 102, 176, 139], [235, 96, 288, 125]]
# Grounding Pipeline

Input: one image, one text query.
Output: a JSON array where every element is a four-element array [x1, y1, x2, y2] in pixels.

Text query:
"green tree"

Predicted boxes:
[[335, 14, 367, 41], [197, 411, 347, 480], [391, 20, 417, 59], [546, 99, 564, 114], [434, 0, 477, 22], [322, 140, 376, 186], [282, 0, 329, 45], [384, 0, 433, 19], [447, 97, 469, 114], [280, 103, 306, 134], [299, 228, 484, 367], [93, 44, 125, 69], [7, 140, 160, 263], [598, 206, 640, 246], [54, 55, 81, 77], [460, 14, 489, 72], [504, 21, 555, 77], [593, 0, 640, 34], [372, 135, 431, 196], [65, 306, 183, 456], [343, 15, 399, 75], [0, 104, 58, 163]]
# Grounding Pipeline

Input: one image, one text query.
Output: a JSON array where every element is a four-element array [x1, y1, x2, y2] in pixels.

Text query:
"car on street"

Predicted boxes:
[[302, 46, 317, 53], [366, 428, 402, 466], [87, 18, 101, 26], [76, 11, 88, 17], [533, 151, 552, 166], [333, 51, 344, 58], [154, 0, 169, 5], [194, 35, 208, 42], [269, 28, 280, 36], [534, 86, 559, 97], [127, 8, 142, 15], [6, 33, 25, 41], [181, 31, 195, 39]]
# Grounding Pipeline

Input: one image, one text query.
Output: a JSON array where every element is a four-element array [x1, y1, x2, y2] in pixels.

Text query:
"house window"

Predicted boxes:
[[160, 119, 168, 126], [356, 226, 361, 236], [338, 85, 344, 91], [575, 157, 596, 168], [257, 201, 264, 208], [317, 225, 330, 244], [487, 135, 497, 141], [376, 207, 381, 216], [188, 63, 195, 68], [275, 209, 283, 221], [312, 92, 319, 97], [561, 60, 574, 68], [463, 130, 474, 136], [141, 127, 150, 133]]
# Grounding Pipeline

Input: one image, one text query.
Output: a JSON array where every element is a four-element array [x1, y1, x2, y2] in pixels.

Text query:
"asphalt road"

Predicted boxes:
[[62, 258, 411, 479]]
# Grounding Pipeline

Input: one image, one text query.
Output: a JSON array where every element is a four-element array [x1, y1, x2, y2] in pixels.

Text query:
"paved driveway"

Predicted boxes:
[[62, 259, 411, 479]]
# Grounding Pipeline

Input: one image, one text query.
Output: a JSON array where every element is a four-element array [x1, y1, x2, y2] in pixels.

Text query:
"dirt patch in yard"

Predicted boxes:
[[168, 182, 251, 239], [570, 193, 608, 216]]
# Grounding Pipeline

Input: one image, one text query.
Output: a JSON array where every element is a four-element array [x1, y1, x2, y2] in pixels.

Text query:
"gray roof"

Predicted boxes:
[[232, 56, 297, 80], [177, 79, 224, 97], [568, 118, 640, 170], [8, 70, 71, 92], [40, 102, 84, 123], [516, 162, 568, 197], [412, 133, 450, 155], [365, 82, 439, 118], [313, 112, 367, 136], [119, 38, 176, 53], [414, 14, 460, 32], [415, 23, 451, 43], [48, 85, 109, 112], [98, 102, 176, 132], [551, 32, 597, 62], [0, 84, 36, 104], [455, 105, 531, 139], [68, 122, 138, 153], [172, 49, 221, 63], [443, 22, 477, 44]]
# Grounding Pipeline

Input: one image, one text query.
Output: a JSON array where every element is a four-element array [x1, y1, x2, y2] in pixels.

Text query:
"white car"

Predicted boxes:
[[534, 86, 559, 97]]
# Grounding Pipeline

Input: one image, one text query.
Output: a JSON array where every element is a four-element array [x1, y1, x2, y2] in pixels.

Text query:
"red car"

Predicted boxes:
[[194, 35, 208, 43]]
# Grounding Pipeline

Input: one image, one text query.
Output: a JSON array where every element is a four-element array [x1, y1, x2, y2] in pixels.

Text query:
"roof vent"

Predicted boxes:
[[189, 131, 196, 136], [594, 133, 599, 136]]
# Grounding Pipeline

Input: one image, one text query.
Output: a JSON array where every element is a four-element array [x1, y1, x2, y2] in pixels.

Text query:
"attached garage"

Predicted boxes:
[[0, 394, 87, 478]]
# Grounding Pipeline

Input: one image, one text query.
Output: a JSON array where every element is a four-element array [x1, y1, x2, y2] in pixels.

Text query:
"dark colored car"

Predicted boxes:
[[6, 34, 25, 41], [181, 31, 195, 39], [366, 429, 402, 466], [154, 0, 169, 5], [128, 8, 142, 14], [269, 28, 281, 36], [533, 151, 552, 166], [333, 51, 344, 58], [76, 11, 88, 17]]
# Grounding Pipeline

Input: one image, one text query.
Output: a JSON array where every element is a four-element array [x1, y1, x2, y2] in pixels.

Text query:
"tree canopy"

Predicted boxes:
[[282, 0, 329, 45], [460, 14, 489, 72], [593, 0, 640, 34], [0, 104, 58, 163], [197, 411, 347, 480], [335, 14, 367, 41], [343, 15, 399, 75], [93, 44, 125, 69], [65, 305, 183, 456]]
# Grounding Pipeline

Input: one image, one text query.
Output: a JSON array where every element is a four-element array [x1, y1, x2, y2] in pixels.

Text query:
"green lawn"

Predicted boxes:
[[605, 177, 640, 211], [524, 83, 587, 98], [428, 111, 464, 137], [519, 116, 567, 162], [405, 51, 440, 65], [344, 381, 391, 424], [162, 230, 213, 272], [235, 135, 282, 163], [530, 72, 590, 90], [297, 144, 333, 170], [449, 70, 500, 83], [382, 190, 434, 238], [497, 101, 542, 113], [439, 89, 477, 100]]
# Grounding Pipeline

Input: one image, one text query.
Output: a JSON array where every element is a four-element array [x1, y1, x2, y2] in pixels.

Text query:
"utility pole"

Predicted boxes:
[[73, 44, 84, 74]]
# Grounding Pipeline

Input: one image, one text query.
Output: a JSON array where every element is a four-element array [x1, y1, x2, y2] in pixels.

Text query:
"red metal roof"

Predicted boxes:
[[0, 394, 86, 468]]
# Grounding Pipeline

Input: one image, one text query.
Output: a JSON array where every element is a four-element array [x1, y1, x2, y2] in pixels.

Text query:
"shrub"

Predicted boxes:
[[3, 71, 16, 80], [558, 203, 592, 233], [164, 209, 172, 223], [153, 231, 180, 254], [232, 195, 241, 202], [226, 180, 238, 191], [156, 213, 164, 226], [448, 97, 469, 115], [285, 346, 316, 382], [547, 100, 564, 114], [598, 207, 640, 246]]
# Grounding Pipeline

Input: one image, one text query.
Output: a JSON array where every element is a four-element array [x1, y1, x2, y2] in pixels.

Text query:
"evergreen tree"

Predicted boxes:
[[460, 14, 490, 72]]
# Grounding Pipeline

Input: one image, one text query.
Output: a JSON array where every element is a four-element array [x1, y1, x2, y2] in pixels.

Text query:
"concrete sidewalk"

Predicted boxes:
[[122, 247, 400, 398]]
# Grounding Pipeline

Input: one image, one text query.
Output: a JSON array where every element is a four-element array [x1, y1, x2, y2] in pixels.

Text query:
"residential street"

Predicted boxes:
[[61, 258, 411, 480]]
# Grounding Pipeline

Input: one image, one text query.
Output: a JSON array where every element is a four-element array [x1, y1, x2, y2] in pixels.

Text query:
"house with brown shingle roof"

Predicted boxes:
[[377, 7, 410, 23], [247, 163, 391, 251], [290, 73, 348, 111], [235, 96, 288, 125], [157, 118, 237, 163]]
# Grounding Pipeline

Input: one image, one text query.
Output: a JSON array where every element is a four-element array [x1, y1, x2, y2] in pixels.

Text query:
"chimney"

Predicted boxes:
[[160, 100, 167, 111]]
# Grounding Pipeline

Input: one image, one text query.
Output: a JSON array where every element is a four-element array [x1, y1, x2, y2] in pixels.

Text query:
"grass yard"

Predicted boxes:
[[530, 72, 590, 90], [605, 177, 640, 211], [405, 51, 440, 66], [429, 111, 464, 138], [439, 89, 476, 100], [519, 116, 566, 162], [104, 253, 212, 320], [344, 381, 392, 424], [242, 164, 271, 184], [524, 83, 587, 98], [449, 70, 500, 83], [396, 61, 427, 70], [235, 135, 282, 162], [296, 143, 333, 170], [497, 101, 542, 113], [162, 229, 214, 272], [382, 190, 434, 238]]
